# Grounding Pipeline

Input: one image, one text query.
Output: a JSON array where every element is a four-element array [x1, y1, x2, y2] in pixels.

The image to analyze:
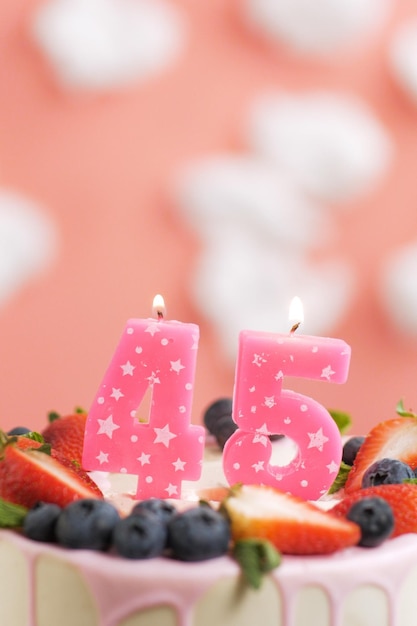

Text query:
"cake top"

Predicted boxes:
[[1, 399, 417, 588]]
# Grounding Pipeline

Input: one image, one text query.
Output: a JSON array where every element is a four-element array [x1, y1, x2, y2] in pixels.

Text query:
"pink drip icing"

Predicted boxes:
[[2, 530, 417, 626]]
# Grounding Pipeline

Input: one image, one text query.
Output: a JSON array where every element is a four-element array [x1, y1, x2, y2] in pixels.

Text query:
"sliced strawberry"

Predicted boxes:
[[344, 417, 417, 493], [332, 483, 417, 537], [0, 435, 103, 508], [12, 434, 102, 497], [42, 411, 87, 466], [222, 484, 360, 555]]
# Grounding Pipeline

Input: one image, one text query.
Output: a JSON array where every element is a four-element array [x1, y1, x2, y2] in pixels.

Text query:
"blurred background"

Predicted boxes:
[[1, 0, 417, 434]]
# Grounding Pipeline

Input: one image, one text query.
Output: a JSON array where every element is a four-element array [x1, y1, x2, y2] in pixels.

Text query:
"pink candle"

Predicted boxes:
[[223, 298, 351, 499], [82, 296, 205, 500]]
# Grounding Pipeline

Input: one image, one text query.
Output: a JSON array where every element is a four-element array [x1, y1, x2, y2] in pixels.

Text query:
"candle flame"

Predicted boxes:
[[289, 296, 304, 333], [152, 294, 166, 319]]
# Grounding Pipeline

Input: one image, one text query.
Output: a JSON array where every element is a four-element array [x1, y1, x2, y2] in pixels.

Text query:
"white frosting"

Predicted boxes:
[[247, 91, 392, 203], [243, 0, 392, 57], [0, 191, 57, 308], [31, 0, 185, 90], [390, 19, 417, 103], [380, 241, 417, 336]]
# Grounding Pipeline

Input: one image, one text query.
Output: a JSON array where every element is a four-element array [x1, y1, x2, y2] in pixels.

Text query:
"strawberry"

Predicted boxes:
[[0, 433, 103, 508], [222, 484, 360, 555], [332, 483, 417, 537], [12, 434, 102, 497], [344, 417, 417, 493], [42, 410, 87, 466]]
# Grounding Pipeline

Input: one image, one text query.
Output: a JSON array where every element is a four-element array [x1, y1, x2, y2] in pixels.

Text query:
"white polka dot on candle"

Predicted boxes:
[[127, 328, 134, 335], [185, 383, 192, 390], [135, 346, 142, 354], [233, 463, 240, 470], [301, 480, 308, 487], [161, 338, 168, 346], [145, 476, 153, 483], [120, 467, 127, 473], [130, 410, 136, 418], [300, 404, 308, 412], [97, 397, 104, 405], [131, 435, 138, 443]]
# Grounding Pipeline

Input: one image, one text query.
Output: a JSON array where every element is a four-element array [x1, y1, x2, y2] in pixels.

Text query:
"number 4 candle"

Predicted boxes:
[[82, 295, 205, 500], [223, 297, 351, 499]]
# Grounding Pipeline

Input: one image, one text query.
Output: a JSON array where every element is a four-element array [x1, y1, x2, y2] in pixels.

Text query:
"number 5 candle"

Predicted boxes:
[[223, 297, 351, 499], [82, 295, 205, 500]]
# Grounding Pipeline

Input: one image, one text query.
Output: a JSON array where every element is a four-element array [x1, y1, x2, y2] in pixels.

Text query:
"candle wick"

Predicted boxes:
[[157, 310, 164, 321], [290, 321, 301, 335]]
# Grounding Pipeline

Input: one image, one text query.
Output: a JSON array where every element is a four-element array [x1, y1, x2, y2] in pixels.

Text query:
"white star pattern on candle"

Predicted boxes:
[[121, 360, 135, 376], [172, 457, 186, 471], [253, 423, 269, 446], [165, 483, 178, 497], [138, 452, 151, 466], [146, 371, 161, 385], [264, 396, 276, 408], [145, 323, 160, 336], [307, 427, 329, 452], [97, 415, 120, 439], [274, 370, 284, 380], [252, 460, 265, 473], [154, 424, 177, 447], [252, 353, 267, 367], [110, 388, 124, 401], [326, 460, 339, 474], [170, 359, 185, 374], [96, 451, 109, 464], [321, 365, 336, 381]]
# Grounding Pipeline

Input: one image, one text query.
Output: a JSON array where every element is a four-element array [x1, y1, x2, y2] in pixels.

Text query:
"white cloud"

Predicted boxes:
[[247, 91, 392, 203], [175, 150, 355, 361], [390, 20, 417, 104], [380, 242, 417, 336], [244, 0, 391, 56], [0, 191, 58, 307], [32, 0, 185, 90]]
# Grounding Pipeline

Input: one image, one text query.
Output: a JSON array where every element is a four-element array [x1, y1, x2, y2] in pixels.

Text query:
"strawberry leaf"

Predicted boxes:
[[0, 498, 27, 528], [328, 409, 352, 434], [232, 538, 281, 589], [22, 432, 45, 444], [47, 411, 61, 423], [328, 461, 351, 494], [396, 399, 417, 418]]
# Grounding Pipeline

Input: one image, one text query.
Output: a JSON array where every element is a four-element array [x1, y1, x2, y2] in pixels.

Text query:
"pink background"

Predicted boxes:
[[1, 0, 417, 435]]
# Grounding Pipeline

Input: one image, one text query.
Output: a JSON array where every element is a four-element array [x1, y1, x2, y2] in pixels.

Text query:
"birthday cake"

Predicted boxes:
[[2, 400, 417, 626]]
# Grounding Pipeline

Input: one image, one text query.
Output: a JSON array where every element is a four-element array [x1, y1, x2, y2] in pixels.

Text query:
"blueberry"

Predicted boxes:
[[168, 505, 230, 561], [131, 498, 176, 525], [203, 398, 233, 434], [362, 458, 414, 488], [7, 426, 31, 436], [212, 414, 238, 449], [55, 499, 120, 550], [342, 436, 365, 466], [113, 510, 167, 559], [346, 496, 394, 547], [23, 502, 62, 543]]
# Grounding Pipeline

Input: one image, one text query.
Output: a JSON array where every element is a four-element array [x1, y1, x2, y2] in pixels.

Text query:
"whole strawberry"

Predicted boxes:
[[222, 484, 360, 555], [332, 483, 417, 538], [42, 409, 87, 466]]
